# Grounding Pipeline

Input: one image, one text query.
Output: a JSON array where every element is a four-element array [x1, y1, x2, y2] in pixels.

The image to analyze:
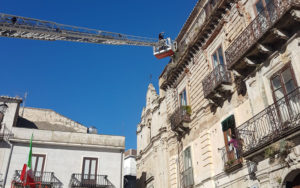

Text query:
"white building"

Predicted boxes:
[[124, 149, 136, 188], [124, 149, 136, 177], [0, 96, 125, 188]]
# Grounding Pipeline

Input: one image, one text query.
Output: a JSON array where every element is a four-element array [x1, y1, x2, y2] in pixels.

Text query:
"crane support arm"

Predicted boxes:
[[0, 13, 158, 46]]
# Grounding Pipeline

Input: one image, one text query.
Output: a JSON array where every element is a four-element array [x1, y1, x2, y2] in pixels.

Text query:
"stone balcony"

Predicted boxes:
[[225, 0, 300, 77], [169, 106, 191, 137], [202, 64, 233, 105], [237, 87, 300, 161]]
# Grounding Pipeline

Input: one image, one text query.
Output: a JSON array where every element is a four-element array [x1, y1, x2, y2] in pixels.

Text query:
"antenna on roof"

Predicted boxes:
[[21, 92, 28, 117]]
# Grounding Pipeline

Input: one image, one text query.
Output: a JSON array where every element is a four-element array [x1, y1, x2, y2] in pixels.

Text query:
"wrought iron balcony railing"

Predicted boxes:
[[13, 170, 62, 188], [169, 106, 191, 134], [0, 124, 13, 141], [225, 0, 300, 70], [237, 87, 300, 157], [202, 64, 232, 98], [220, 146, 243, 173], [70, 173, 114, 188], [181, 167, 194, 188]]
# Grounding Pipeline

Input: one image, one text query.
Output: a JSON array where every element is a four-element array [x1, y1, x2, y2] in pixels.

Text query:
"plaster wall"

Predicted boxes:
[[124, 156, 136, 176], [5, 143, 123, 188], [1, 102, 19, 129]]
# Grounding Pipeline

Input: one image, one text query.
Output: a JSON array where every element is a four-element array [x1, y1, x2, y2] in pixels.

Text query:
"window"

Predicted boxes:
[[82, 157, 98, 183], [222, 115, 239, 160], [32, 154, 46, 178], [182, 147, 193, 187], [270, 64, 298, 123], [212, 46, 225, 68], [271, 65, 297, 101], [179, 89, 187, 107], [254, 0, 271, 14]]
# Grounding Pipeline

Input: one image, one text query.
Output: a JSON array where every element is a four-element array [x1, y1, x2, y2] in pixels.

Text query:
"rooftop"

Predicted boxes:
[[0, 96, 23, 103], [17, 107, 87, 133]]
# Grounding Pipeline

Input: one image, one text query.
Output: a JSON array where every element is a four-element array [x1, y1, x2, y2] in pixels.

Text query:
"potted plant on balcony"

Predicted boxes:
[[181, 105, 192, 116], [264, 140, 295, 163], [226, 159, 235, 167], [264, 146, 276, 163]]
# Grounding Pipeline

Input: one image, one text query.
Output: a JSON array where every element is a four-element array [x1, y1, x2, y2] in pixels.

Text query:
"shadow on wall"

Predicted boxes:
[[136, 172, 146, 188], [0, 140, 11, 148], [15, 117, 38, 129], [124, 175, 136, 188]]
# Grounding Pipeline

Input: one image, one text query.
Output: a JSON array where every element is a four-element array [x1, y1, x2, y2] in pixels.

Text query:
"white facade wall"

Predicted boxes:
[[1, 101, 125, 188], [1, 102, 19, 130], [124, 157, 136, 176], [6, 143, 123, 188]]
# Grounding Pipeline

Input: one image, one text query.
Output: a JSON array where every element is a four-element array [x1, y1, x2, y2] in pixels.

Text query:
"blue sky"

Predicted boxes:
[[1, 0, 198, 150]]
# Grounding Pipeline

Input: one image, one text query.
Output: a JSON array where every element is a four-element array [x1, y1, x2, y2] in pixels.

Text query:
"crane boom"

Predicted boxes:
[[0, 13, 158, 46]]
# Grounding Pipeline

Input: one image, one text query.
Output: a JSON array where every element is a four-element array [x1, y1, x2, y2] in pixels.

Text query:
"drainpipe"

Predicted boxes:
[[120, 150, 124, 188], [3, 142, 14, 188]]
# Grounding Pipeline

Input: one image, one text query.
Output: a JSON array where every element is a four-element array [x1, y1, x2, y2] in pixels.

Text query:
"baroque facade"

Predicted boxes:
[[0, 96, 125, 188], [137, 0, 300, 187]]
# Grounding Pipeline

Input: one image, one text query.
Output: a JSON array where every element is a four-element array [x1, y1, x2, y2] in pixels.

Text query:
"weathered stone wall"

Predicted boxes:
[[139, 0, 300, 187], [136, 84, 169, 188], [19, 107, 87, 133]]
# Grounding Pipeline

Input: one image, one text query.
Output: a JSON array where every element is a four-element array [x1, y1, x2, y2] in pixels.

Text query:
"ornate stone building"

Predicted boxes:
[[137, 0, 300, 187], [136, 84, 169, 188]]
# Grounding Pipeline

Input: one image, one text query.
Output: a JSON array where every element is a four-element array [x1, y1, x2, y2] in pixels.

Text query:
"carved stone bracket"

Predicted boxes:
[[291, 9, 300, 22]]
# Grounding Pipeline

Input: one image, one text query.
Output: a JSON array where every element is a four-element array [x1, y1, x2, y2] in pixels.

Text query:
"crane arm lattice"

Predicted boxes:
[[0, 13, 158, 47]]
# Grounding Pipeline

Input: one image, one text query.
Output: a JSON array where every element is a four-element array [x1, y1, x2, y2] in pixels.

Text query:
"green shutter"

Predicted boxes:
[[221, 115, 235, 132]]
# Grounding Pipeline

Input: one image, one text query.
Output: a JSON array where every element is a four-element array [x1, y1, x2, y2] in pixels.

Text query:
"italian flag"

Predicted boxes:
[[20, 134, 35, 187]]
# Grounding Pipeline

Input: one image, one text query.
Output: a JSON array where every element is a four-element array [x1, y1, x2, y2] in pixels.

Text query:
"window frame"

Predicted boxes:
[[82, 157, 98, 180], [183, 147, 192, 170], [32, 154, 46, 173], [211, 45, 225, 69], [253, 0, 271, 15], [182, 147, 194, 187], [179, 88, 188, 107], [270, 63, 298, 101], [221, 115, 239, 160]]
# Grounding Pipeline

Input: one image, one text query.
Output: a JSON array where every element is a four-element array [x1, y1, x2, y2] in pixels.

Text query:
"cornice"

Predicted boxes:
[[0, 96, 23, 103], [160, 0, 236, 91]]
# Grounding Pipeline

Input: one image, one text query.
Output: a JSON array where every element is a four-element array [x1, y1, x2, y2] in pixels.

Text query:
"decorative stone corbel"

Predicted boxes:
[[244, 57, 258, 66], [256, 44, 272, 54], [271, 28, 288, 40], [291, 9, 300, 22]]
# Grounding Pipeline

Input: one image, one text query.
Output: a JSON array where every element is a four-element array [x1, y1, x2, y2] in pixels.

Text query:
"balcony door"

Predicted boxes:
[[222, 115, 239, 161], [32, 154, 46, 181], [270, 65, 299, 127], [82, 157, 98, 185], [212, 46, 226, 85], [183, 147, 193, 187], [179, 89, 187, 107]]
